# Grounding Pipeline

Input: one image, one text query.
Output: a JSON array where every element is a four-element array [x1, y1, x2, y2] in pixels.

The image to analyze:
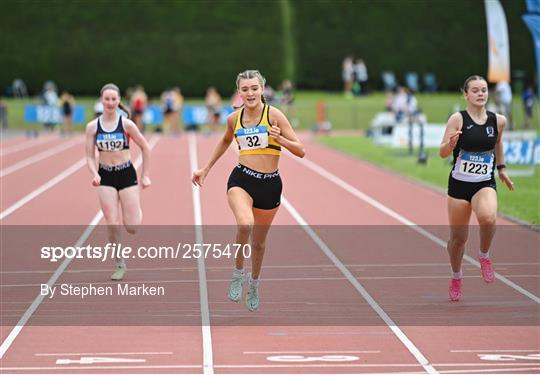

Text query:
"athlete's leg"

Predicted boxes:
[[227, 187, 254, 271], [119, 185, 142, 234], [250, 207, 279, 279], [98, 186, 121, 243], [226, 187, 254, 302], [447, 196, 472, 300], [244, 206, 278, 311], [471, 187, 497, 283], [471, 187, 497, 253], [98, 186, 125, 279], [447, 196, 472, 273]]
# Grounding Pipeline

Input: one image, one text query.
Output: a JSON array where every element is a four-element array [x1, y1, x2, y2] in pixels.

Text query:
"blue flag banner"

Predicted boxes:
[[142, 105, 163, 125], [526, 0, 540, 13], [182, 106, 234, 127], [523, 0, 540, 100], [24, 105, 85, 124]]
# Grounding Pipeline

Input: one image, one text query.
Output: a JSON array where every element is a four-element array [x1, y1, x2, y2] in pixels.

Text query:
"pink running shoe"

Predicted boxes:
[[479, 258, 495, 283], [449, 278, 462, 301]]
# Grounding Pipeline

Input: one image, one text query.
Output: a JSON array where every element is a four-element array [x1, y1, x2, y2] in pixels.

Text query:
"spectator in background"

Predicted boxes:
[[205, 86, 222, 133], [342, 56, 354, 98], [161, 87, 184, 135], [494, 80, 513, 130], [522, 83, 534, 129], [406, 88, 419, 118], [384, 91, 394, 112], [263, 85, 276, 105], [60, 91, 75, 135], [161, 88, 175, 134], [392, 87, 408, 122], [171, 87, 184, 135], [353, 58, 368, 95], [130, 85, 148, 132], [280, 79, 298, 127], [42, 83, 59, 131], [0, 97, 7, 129], [94, 99, 104, 118], [231, 91, 244, 109]]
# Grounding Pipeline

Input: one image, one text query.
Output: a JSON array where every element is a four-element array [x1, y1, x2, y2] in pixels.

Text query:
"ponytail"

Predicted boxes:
[[118, 102, 131, 119]]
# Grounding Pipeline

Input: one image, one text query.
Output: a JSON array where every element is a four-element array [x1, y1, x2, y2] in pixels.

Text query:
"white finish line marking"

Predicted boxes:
[[478, 353, 540, 361], [267, 355, 360, 362], [245, 350, 380, 354], [56, 357, 146, 365], [36, 351, 173, 356]]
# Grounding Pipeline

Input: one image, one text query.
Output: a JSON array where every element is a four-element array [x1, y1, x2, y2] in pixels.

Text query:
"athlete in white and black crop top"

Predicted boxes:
[[85, 83, 151, 282], [95, 115, 130, 152]]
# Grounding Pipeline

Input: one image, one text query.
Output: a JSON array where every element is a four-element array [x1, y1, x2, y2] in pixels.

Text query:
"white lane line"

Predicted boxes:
[[0, 213, 103, 359], [188, 132, 214, 375], [0, 137, 159, 359], [2, 262, 537, 274], [0, 137, 55, 157], [0, 365, 201, 370], [0, 158, 86, 220], [439, 367, 540, 374], [35, 351, 173, 356], [290, 155, 540, 304], [1, 362, 538, 371], [450, 350, 540, 353], [6, 274, 540, 289], [0, 138, 83, 177], [281, 196, 438, 374], [243, 350, 381, 354]]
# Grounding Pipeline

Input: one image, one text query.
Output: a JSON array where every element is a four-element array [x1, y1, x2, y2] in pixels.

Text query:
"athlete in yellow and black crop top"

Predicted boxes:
[[192, 70, 305, 313], [233, 104, 281, 156]]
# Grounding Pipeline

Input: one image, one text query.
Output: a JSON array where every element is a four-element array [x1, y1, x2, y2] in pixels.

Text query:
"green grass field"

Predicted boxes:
[[318, 135, 540, 225], [2, 91, 538, 131]]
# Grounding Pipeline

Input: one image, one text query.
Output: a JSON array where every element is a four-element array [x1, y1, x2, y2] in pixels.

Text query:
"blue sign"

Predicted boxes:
[[182, 106, 234, 126], [503, 137, 540, 165], [24, 105, 85, 124], [142, 105, 163, 125]]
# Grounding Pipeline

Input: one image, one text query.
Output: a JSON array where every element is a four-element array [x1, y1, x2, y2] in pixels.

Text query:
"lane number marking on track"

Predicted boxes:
[[56, 357, 146, 365], [267, 355, 360, 362], [478, 354, 540, 361]]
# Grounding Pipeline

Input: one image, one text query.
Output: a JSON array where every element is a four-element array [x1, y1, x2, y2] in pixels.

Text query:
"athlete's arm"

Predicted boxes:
[[192, 111, 236, 187], [439, 112, 462, 158], [494, 114, 514, 191], [85, 120, 100, 186], [268, 107, 305, 158], [124, 119, 151, 188]]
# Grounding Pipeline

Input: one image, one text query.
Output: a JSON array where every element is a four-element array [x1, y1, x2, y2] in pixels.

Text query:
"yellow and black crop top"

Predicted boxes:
[[234, 104, 281, 156]]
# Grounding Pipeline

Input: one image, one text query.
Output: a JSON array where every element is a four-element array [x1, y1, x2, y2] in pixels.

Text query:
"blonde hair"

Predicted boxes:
[[100, 83, 131, 118], [235, 70, 267, 104]]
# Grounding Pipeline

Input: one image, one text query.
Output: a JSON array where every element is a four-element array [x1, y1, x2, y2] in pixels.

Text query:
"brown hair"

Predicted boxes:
[[462, 75, 486, 93], [236, 70, 267, 104], [100, 83, 131, 118]]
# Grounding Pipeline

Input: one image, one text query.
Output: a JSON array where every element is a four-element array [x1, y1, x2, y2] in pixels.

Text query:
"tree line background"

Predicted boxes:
[[0, 0, 534, 96]]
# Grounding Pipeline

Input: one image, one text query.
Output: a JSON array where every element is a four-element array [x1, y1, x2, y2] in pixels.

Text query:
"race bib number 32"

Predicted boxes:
[[236, 126, 269, 151]]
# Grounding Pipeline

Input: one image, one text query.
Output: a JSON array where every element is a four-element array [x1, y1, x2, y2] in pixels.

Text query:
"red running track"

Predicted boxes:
[[0, 132, 538, 374]]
